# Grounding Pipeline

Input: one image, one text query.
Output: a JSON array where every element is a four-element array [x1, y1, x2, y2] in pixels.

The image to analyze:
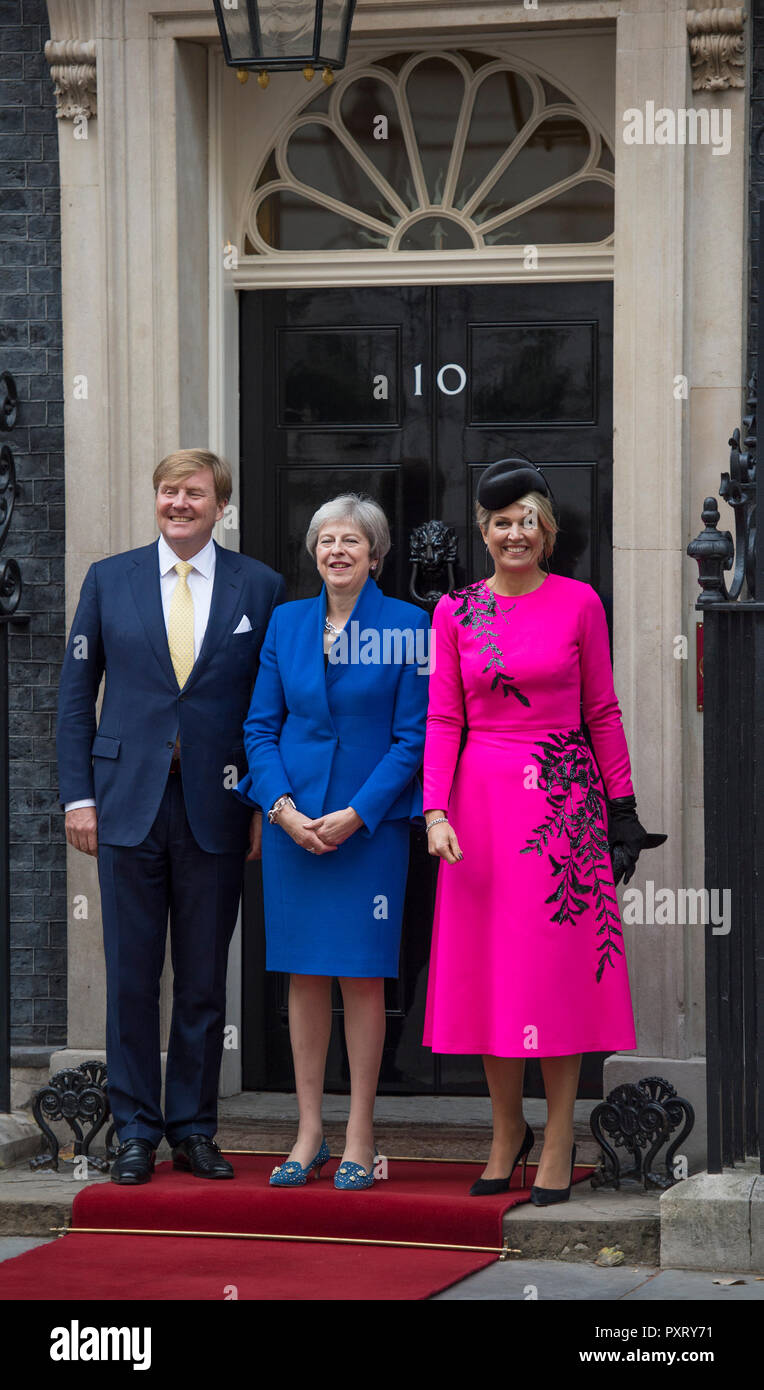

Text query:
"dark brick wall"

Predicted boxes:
[[1, 0, 66, 1046]]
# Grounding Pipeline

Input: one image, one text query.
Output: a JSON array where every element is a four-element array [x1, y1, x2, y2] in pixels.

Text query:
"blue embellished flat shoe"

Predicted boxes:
[[269, 1137, 330, 1187], [334, 1147, 378, 1190]]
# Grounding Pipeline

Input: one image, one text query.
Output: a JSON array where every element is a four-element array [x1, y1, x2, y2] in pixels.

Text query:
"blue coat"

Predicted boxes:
[[235, 574, 431, 835], [56, 540, 286, 852]]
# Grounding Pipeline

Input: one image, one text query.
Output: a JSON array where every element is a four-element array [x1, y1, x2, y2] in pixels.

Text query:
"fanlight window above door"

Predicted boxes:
[[244, 50, 615, 255]]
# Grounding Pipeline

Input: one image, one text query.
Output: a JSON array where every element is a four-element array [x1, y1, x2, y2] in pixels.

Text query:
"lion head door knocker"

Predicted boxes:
[[409, 520, 458, 609]]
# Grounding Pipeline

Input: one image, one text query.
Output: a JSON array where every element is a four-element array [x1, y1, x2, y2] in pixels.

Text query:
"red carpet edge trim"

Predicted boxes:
[[53, 1225, 516, 1256]]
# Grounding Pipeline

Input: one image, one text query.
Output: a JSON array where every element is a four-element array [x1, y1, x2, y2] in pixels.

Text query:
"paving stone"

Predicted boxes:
[[0, 1234, 54, 1262], [433, 1259, 764, 1301]]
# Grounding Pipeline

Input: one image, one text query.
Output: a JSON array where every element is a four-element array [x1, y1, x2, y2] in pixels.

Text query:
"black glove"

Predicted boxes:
[[606, 794, 667, 886]]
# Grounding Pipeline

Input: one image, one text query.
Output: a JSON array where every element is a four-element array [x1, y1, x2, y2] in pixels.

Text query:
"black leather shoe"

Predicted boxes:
[[469, 1122, 535, 1196], [110, 1137, 156, 1185], [171, 1134, 234, 1179], [530, 1143, 577, 1206]]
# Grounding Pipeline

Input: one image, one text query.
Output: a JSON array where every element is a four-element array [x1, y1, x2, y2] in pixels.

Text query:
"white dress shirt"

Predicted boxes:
[[64, 535, 217, 813]]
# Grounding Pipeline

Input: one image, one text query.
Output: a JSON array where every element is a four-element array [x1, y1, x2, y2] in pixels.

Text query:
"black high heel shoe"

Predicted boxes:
[[530, 1143, 576, 1206], [469, 1122, 535, 1196]]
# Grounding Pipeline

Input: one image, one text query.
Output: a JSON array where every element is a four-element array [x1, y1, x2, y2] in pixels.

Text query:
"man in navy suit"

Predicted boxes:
[[56, 449, 286, 1183]]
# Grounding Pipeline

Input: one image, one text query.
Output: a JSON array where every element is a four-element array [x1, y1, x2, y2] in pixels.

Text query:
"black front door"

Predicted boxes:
[[240, 280, 614, 1097]]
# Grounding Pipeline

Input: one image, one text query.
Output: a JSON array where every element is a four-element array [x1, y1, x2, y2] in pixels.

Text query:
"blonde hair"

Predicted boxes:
[[153, 449, 232, 506], [476, 489, 557, 559]]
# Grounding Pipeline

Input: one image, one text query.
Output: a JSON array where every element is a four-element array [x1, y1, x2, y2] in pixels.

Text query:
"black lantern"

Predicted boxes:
[[212, 0, 357, 81]]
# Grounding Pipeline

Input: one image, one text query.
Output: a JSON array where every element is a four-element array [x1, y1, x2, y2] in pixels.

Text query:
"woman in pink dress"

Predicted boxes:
[[423, 457, 664, 1203]]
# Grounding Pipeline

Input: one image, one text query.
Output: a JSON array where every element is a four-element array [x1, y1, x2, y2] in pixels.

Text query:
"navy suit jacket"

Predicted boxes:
[[56, 539, 286, 852], [234, 574, 430, 836]]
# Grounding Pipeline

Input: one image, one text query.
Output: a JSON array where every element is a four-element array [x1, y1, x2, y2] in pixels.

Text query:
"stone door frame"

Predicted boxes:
[[45, 2, 746, 1144]]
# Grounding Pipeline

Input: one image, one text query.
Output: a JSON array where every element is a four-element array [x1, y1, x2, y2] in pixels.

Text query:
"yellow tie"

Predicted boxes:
[[168, 560, 195, 690]]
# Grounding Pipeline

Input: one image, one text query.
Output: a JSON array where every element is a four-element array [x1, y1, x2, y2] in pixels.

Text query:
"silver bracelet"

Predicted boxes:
[[268, 794, 295, 824], [426, 817, 448, 832]]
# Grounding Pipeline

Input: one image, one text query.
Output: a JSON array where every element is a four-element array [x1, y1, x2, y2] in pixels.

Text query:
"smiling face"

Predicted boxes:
[[315, 517, 374, 600], [481, 501, 546, 578], [155, 466, 226, 559]]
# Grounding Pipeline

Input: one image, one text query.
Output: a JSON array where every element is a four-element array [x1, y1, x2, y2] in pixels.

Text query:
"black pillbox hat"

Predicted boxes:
[[476, 455, 555, 511]]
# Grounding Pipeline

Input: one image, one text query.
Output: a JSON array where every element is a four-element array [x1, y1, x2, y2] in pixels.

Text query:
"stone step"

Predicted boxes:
[[0, 1134, 660, 1265], [216, 1091, 603, 1162], [215, 1123, 660, 1263], [503, 1188, 660, 1265], [216, 1118, 602, 1164], [2, 1093, 660, 1260]]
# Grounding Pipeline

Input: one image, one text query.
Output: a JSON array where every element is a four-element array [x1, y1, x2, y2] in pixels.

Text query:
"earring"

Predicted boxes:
[[484, 545, 491, 575]]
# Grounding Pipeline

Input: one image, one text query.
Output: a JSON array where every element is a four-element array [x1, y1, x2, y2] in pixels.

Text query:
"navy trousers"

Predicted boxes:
[[97, 771, 246, 1146]]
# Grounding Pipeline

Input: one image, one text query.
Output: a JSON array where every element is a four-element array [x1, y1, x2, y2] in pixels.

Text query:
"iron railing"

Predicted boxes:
[[687, 349, 763, 1172], [0, 371, 23, 1114]]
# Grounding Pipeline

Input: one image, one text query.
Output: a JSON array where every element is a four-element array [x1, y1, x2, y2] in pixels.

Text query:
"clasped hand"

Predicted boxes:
[[277, 804, 363, 854], [426, 819, 463, 865]]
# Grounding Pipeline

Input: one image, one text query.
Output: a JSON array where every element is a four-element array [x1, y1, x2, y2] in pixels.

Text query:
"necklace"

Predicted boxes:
[[324, 617, 342, 635]]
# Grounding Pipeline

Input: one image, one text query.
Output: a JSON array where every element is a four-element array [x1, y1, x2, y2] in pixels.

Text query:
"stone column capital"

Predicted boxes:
[[687, 6, 746, 92], [44, 37, 97, 120]]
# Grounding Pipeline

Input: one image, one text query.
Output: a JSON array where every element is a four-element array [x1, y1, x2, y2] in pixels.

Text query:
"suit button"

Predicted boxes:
[[166, 742, 174, 749]]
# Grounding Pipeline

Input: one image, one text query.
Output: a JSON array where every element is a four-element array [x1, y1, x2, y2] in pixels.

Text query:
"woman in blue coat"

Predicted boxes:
[[235, 494, 430, 1189]]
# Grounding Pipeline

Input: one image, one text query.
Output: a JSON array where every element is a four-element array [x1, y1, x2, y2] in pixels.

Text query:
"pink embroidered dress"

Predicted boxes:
[[422, 573, 638, 1058]]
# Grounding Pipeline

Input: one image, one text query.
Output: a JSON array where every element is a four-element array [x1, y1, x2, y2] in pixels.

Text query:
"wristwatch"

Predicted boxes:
[[268, 794, 296, 824]]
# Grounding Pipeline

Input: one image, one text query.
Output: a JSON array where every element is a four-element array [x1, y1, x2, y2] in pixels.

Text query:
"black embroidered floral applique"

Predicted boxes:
[[520, 728, 622, 982], [450, 580, 530, 706]]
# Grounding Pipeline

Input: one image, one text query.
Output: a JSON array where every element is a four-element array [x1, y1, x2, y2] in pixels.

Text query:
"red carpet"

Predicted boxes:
[[0, 1153, 593, 1301]]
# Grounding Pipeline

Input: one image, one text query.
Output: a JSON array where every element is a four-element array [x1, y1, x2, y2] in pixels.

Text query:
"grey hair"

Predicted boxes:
[[305, 493, 391, 580]]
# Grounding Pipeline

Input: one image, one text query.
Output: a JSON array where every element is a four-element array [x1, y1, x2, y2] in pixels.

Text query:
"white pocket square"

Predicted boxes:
[[233, 615, 252, 634]]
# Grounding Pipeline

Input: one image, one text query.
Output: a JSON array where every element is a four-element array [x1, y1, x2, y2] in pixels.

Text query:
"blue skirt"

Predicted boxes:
[[261, 816, 410, 977]]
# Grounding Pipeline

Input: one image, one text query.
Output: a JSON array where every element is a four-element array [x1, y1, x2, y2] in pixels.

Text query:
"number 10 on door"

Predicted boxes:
[[413, 363, 467, 397]]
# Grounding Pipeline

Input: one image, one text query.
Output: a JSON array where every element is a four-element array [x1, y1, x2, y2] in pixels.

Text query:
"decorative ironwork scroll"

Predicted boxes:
[[30, 1060, 117, 1172], [590, 1075, 695, 1191], [0, 371, 17, 431], [0, 445, 22, 621]]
